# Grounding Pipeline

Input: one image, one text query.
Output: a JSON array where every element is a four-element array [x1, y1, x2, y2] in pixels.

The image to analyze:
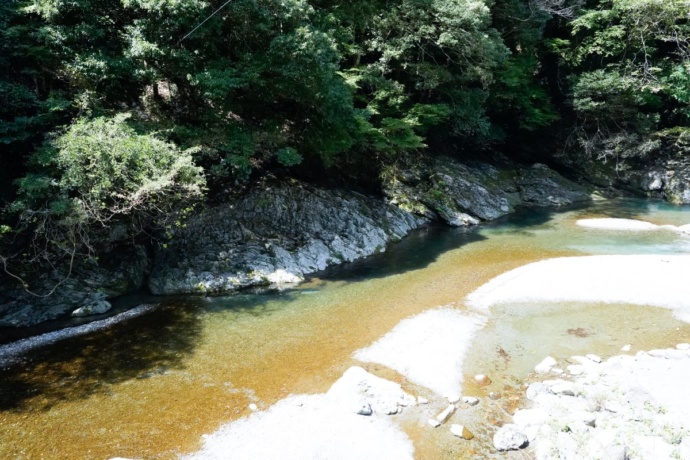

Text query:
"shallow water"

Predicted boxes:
[[1, 199, 690, 459]]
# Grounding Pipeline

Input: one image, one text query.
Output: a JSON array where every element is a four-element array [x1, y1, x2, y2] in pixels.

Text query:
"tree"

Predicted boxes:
[[555, 0, 690, 164], [6, 114, 205, 277]]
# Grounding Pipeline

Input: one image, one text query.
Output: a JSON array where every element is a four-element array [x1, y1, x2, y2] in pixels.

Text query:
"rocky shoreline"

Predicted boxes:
[[0, 157, 591, 328], [497, 345, 690, 459]]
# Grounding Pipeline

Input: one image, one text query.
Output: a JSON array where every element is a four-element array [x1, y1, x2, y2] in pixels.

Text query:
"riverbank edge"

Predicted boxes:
[[0, 156, 591, 328]]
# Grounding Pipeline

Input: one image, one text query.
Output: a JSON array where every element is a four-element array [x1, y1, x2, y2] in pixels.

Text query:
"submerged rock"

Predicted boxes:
[[71, 300, 112, 317]]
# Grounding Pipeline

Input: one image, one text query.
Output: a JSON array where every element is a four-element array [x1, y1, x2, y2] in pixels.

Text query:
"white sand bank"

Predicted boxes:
[[181, 367, 415, 460], [576, 218, 660, 231], [354, 309, 486, 399], [466, 255, 690, 322], [577, 217, 690, 235]]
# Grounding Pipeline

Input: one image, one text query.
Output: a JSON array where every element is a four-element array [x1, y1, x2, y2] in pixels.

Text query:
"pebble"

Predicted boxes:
[[493, 424, 528, 451], [356, 403, 372, 416], [436, 404, 456, 423], [551, 368, 564, 375], [474, 374, 492, 386], [550, 383, 576, 396], [450, 424, 474, 440], [248, 403, 258, 411], [427, 419, 441, 428], [417, 396, 429, 405], [526, 382, 549, 401], [489, 392, 501, 400], [446, 394, 461, 404], [535, 356, 557, 374], [462, 396, 479, 406], [621, 344, 631, 352]]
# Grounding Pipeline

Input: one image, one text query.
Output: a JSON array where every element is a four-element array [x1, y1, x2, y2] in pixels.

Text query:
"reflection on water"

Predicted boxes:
[[0, 302, 202, 412], [1, 198, 690, 459]]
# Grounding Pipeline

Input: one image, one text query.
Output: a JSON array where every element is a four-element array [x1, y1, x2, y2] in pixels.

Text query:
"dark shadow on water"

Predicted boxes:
[[0, 300, 203, 412], [314, 204, 568, 283]]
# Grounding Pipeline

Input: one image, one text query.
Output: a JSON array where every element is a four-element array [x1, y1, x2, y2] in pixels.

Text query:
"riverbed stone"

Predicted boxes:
[[462, 396, 479, 406], [450, 424, 474, 440], [513, 409, 549, 433], [535, 356, 557, 373], [550, 382, 576, 397], [567, 364, 585, 375], [493, 424, 528, 451], [428, 419, 441, 428], [526, 382, 549, 401], [356, 403, 373, 416], [436, 404, 456, 423], [473, 374, 492, 386], [71, 300, 112, 317]]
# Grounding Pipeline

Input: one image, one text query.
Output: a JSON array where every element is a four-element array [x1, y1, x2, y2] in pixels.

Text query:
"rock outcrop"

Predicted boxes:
[[623, 158, 690, 204], [1, 157, 593, 325], [0, 244, 148, 327], [383, 157, 590, 227], [148, 181, 425, 295]]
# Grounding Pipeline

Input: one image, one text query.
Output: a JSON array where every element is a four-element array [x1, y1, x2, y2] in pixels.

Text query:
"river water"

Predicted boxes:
[[1, 199, 690, 459]]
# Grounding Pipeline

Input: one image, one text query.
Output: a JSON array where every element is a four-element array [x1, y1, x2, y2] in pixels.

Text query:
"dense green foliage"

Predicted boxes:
[[556, 0, 690, 164], [0, 0, 688, 272]]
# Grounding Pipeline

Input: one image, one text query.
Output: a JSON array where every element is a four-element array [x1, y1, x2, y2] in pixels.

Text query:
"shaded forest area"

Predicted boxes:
[[0, 0, 688, 276]]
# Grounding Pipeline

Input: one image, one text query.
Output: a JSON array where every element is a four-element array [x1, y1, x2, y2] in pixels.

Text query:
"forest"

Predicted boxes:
[[0, 0, 688, 277]]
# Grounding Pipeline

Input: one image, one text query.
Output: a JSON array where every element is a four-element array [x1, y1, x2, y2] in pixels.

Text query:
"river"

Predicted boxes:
[[1, 198, 689, 459]]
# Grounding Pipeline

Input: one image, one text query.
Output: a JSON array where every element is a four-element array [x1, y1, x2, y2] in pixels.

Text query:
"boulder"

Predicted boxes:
[[493, 424, 528, 451]]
